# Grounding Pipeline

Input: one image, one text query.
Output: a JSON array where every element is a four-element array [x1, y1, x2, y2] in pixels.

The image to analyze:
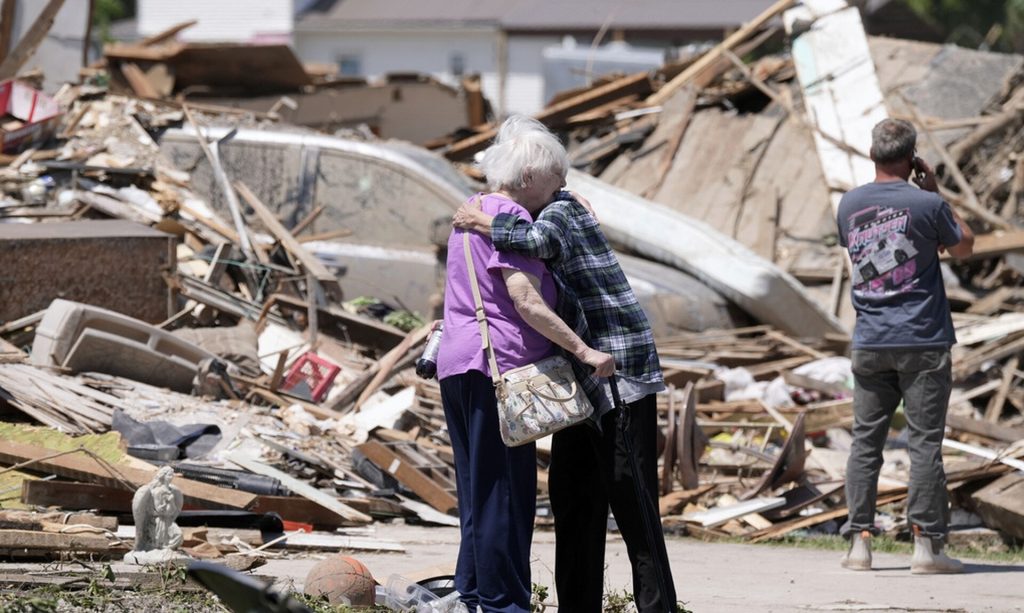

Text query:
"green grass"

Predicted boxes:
[[757, 533, 1024, 563]]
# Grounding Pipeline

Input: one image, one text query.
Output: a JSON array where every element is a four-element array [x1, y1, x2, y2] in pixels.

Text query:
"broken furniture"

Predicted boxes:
[[30, 299, 217, 393]]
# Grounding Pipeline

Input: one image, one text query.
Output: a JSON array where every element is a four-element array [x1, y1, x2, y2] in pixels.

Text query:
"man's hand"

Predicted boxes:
[[567, 190, 598, 222], [912, 157, 939, 193], [578, 347, 615, 378], [452, 198, 494, 235]]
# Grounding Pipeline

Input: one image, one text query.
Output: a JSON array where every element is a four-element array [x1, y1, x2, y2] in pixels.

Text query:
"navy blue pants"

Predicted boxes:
[[440, 371, 537, 613]]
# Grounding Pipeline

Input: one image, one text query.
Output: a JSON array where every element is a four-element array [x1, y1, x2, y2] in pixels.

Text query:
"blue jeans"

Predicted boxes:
[[842, 348, 952, 540]]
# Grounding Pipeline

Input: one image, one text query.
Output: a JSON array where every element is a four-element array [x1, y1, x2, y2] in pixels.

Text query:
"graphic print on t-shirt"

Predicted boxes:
[[846, 206, 918, 296]]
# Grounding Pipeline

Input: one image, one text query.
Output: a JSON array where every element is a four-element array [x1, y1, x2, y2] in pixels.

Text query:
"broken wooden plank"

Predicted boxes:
[[971, 472, 1024, 540], [947, 230, 1024, 262], [444, 72, 653, 160], [985, 356, 1019, 423], [0, 529, 123, 555], [138, 19, 198, 47], [946, 413, 1024, 444], [233, 181, 343, 301], [903, 97, 1012, 231], [0, 0, 65, 81], [354, 324, 432, 410], [357, 441, 458, 516], [119, 62, 161, 99], [648, 0, 795, 107], [21, 479, 132, 513], [0, 440, 256, 510], [0, 0, 15, 66]]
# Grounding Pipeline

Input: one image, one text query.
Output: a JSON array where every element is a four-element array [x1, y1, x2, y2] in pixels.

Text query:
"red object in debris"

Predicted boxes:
[[281, 352, 341, 403], [0, 80, 62, 153]]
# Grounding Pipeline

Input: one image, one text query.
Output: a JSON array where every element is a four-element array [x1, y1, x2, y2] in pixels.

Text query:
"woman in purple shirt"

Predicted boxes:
[[437, 116, 614, 613]]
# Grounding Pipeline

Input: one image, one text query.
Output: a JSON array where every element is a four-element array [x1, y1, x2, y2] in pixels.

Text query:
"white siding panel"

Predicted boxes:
[[138, 0, 293, 43]]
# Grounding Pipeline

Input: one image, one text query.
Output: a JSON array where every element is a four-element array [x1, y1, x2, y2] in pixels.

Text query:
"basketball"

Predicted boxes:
[[303, 555, 377, 606]]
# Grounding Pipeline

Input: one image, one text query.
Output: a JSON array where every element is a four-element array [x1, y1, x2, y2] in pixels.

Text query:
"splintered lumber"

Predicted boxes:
[[21, 479, 133, 513], [0, 530, 122, 556], [226, 454, 372, 524], [233, 181, 344, 301], [971, 473, 1024, 540], [250, 495, 407, 527], [444, 72, 652, 160], [945, 413, 1024, 444], [985, 356, 1019, 423], [119, 62, 161, 99], [0, 440, 256, 510], [647, 0, 795, 106], [357, 441, 458, 516], [0, 510, 117, 532], [942, 439, 1024, 472], [138, 19, 198, 47], [947, 230, 1024, 261], [354, 324, 432, 410], [903, 98, 1012, 230], [0, 0, 66, 80], [0, 0, 15, 66]]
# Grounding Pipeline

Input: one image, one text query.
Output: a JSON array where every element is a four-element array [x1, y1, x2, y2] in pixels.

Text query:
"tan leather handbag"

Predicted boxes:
[[462, 227, 594, 447]]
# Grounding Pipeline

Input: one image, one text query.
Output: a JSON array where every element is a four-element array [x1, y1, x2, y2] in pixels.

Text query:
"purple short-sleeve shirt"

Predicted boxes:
[[437, 194, 557, 380]]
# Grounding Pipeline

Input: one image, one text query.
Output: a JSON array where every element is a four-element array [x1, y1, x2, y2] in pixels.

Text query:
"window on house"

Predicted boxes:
[[337, 55, 362, 76], [450, 52, 465, 77]]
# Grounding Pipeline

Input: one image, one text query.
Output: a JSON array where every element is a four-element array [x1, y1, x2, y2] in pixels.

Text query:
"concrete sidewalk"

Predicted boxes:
[[260, 524, 1024, 612]]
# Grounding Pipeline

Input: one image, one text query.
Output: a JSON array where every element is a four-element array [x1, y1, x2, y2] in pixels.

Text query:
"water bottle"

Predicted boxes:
[[416, 324, 443, 379]]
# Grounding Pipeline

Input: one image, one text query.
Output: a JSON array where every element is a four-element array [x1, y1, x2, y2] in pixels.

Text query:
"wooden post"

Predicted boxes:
[[0, 0, 66, 81]]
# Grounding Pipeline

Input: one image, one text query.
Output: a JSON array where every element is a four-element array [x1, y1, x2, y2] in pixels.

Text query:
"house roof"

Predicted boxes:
[[295, 0, 783, 32]]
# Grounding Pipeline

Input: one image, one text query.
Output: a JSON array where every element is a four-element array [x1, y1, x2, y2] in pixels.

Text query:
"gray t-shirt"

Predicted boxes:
[[837, 181, 963, 350]]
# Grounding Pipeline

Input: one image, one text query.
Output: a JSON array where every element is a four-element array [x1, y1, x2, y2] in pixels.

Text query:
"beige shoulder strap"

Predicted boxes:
[[462, 195, 503, 389]]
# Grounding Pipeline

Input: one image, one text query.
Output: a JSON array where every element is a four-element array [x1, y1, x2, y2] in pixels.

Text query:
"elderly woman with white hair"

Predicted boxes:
[[437, 115, 614, 613]]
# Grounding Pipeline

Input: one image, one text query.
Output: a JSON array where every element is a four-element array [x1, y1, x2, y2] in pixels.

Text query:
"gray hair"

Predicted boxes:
[[870, 118, 916, 164], [478, 115, 568, 191]]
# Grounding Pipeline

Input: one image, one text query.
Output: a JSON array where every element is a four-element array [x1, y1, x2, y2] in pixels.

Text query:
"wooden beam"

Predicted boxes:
[[0, 440, 256, 510], [646, 0, 795, 107], [0, 0, 16, 65], [0, 529, 123, 555], [444, 71, 652, 160], [21, 479, 131, 512], [138, 19, 198, 47], [0, 0, 66, 80], [985, 356, 1020, 424], [119, 62, 161, 98], [357, 441, 459, 516], [233, 181, 343, 301], [946, 413, 1024, 444], [943, 230, 1024, 262], [904, 98, 1013, 231], [353, 324, 432, 410]]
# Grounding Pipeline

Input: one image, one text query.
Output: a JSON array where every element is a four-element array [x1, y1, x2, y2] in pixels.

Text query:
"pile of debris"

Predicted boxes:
[[0, 0, 1021, 575]]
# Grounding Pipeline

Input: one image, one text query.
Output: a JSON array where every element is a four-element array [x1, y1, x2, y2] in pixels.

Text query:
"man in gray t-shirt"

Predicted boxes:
[[836, 119, 974, 574]]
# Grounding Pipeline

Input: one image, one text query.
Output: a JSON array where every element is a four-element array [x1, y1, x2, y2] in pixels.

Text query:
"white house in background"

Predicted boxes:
[[135, 0, 319, 44], [293, 0, 788, 116]]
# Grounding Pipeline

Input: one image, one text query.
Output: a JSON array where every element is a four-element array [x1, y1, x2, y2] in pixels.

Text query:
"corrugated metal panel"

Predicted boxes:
[[138, 0, 294, 42]]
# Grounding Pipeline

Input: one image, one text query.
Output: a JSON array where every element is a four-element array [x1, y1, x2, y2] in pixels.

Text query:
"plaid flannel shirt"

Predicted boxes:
[[490, 192, 663, 411]]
